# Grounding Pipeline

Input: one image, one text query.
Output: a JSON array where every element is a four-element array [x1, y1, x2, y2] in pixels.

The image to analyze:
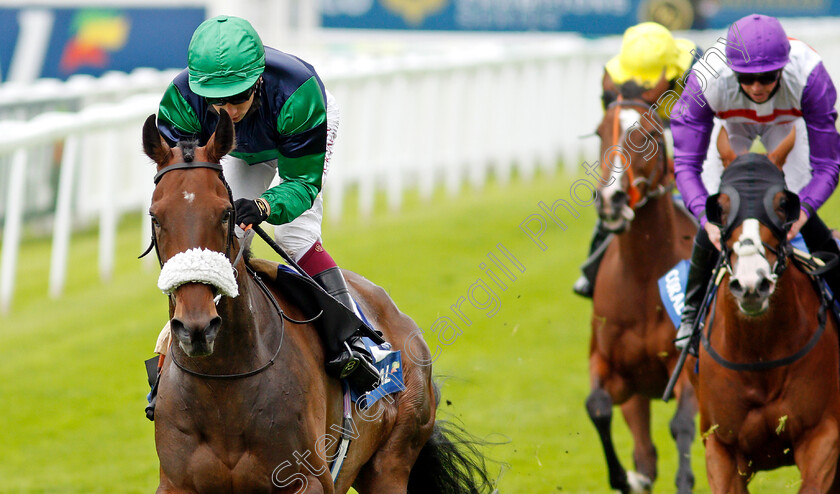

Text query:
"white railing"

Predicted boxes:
[[0, 68, 180, 121], [0, 39, 613, 313], [0, 94, 161, 313]]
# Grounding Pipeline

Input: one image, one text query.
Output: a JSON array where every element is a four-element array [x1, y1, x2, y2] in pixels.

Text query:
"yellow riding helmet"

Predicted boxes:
[[606, 22, 680, 88], [673, 38, 697, 77]]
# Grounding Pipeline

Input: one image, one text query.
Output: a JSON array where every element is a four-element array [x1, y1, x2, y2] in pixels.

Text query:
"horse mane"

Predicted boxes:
[[177, 139, 199, 163]]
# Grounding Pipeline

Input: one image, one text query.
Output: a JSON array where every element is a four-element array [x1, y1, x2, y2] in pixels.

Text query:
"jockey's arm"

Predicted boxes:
[[798, 62, 840, 217], [259, 76, 327, 225], [671, 72, 716, 226]]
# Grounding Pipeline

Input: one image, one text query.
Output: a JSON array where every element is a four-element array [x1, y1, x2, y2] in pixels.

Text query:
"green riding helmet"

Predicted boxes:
[[188, 15, 265, 98]]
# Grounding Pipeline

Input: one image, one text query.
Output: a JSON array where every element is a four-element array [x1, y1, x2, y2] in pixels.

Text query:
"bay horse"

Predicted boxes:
[[585, 94, 699, 493], [689, 149, 840, 493], [141, 110, 493, 493]]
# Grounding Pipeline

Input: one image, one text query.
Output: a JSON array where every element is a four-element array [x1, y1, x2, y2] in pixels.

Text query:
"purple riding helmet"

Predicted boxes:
[[726, 14, 790, 73]]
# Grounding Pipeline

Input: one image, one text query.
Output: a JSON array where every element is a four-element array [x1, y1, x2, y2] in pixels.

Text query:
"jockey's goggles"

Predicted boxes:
[[735, 70, 781, 86], [205, 83, 256, 106]]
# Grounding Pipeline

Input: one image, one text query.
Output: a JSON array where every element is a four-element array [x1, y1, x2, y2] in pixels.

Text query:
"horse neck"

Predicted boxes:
[[614, 194, 679, 272]]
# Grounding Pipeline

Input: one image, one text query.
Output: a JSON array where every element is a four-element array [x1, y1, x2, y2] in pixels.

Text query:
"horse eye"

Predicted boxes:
[[221, 210, 232, 223], [150, 215, 160, 228]]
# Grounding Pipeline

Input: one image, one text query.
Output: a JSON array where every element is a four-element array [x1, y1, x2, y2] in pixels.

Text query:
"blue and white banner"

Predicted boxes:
[[0, 7, 205, 82], [658, 259, 689, 330], [322, 0, 636, 34], [321, 0, 840, 35]]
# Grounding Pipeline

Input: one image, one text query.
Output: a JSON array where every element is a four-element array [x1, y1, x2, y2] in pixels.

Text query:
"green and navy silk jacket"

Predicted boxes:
[[157, 47, 328, 226]]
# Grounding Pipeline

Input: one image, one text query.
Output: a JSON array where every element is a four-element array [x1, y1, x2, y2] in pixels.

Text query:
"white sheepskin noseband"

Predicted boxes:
[[157, 248, 239, 298]]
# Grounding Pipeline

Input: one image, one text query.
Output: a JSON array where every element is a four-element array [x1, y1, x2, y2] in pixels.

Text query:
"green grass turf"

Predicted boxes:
[[2, 167, 838, 493]]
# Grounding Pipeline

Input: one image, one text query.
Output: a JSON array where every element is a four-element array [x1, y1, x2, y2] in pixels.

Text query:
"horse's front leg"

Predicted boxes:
[[620, 394, 657, 492], [670, 377, 698, 494], [794, 418, 840, 494], [704, 433, 748, 494], [586, 352, 636, 493]]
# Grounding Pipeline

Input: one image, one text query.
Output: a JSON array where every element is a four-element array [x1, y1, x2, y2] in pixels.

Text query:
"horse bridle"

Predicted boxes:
[[699, 225, 834, 372], [605, 98, 672, 210], [140, 161, 241, 270], [139, 161, 287, 380]]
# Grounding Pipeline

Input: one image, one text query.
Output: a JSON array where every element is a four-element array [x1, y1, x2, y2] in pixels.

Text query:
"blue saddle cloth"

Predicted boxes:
[[350, 299, 405, 409], [658, 233, 837, 330]]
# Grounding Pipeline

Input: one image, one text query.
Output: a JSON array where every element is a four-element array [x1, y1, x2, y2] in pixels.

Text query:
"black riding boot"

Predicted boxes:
[[800, 213, 840, 298], [312, 267, 380, 393], [144, 355, 161, 421], [675, 232, 719, 353], [573, 222, 613, 298]]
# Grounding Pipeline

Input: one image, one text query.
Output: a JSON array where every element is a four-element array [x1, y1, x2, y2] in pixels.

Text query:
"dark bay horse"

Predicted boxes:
[[141, 111, 492, 493], [690, 151, 840, 493], [586, 96, 699, 493]]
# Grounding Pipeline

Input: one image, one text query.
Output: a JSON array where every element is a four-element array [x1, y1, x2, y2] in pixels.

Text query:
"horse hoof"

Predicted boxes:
[[627, 471, 652, 494]]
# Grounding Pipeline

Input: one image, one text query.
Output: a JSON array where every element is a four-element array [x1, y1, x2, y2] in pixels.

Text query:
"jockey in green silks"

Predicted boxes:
[[150, 16, 379, 402]]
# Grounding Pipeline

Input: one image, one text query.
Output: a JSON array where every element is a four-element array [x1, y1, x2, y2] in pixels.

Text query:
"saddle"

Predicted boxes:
[[248, 258, 385, 354]]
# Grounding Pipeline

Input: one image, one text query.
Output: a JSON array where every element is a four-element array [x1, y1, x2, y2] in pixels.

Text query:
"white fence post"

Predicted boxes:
[[49, 135, 79, 298], [99, 130, 118, 283], [1, 149, 28, 313]]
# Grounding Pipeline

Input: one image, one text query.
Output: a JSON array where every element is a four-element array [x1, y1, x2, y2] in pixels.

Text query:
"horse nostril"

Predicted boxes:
[[612, 190, 627, 205], [730, 278, 744, 297], [170, 318, 188, 340], [757, 277, 773, 296], [169, 316, 222, 342], [205, 316, 222, 341]]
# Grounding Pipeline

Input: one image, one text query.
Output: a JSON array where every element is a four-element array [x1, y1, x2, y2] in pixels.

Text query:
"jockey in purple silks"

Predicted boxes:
[[671, 14, 840, 351]]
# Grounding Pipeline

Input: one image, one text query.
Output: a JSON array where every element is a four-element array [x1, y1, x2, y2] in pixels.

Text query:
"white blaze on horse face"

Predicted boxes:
[[732, 219, 775, 301], [599, 109, 639, 226], [183, 190, 195, 204]]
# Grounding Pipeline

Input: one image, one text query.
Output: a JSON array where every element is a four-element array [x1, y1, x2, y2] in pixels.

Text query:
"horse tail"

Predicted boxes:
[[407, 382, 497, 494]]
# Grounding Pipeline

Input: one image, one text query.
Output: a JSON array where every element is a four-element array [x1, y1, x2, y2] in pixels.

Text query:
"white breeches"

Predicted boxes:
[[700, 118, 811, 195]]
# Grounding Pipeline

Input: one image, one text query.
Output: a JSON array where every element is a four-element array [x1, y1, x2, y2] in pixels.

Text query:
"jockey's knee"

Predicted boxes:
[[155, 321, 171, 356], [273, 223, 321, 261]]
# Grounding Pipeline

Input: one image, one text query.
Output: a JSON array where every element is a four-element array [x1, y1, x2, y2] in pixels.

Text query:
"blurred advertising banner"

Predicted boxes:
[[0, 7, 205, 83], [321, 0, 840, 34]]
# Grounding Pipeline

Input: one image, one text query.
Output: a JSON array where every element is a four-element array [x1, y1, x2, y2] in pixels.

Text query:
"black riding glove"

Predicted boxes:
[[234, 198, 269, 228]]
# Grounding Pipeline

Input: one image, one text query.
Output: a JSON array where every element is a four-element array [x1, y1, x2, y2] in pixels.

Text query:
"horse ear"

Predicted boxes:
[[705, 193, 729, 227], [142, 114, 171, 165], [205, 109, 235, 163], [717, 126, 737, 169], [775, 190, 801, 226], [766, 126, 796, 170]]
